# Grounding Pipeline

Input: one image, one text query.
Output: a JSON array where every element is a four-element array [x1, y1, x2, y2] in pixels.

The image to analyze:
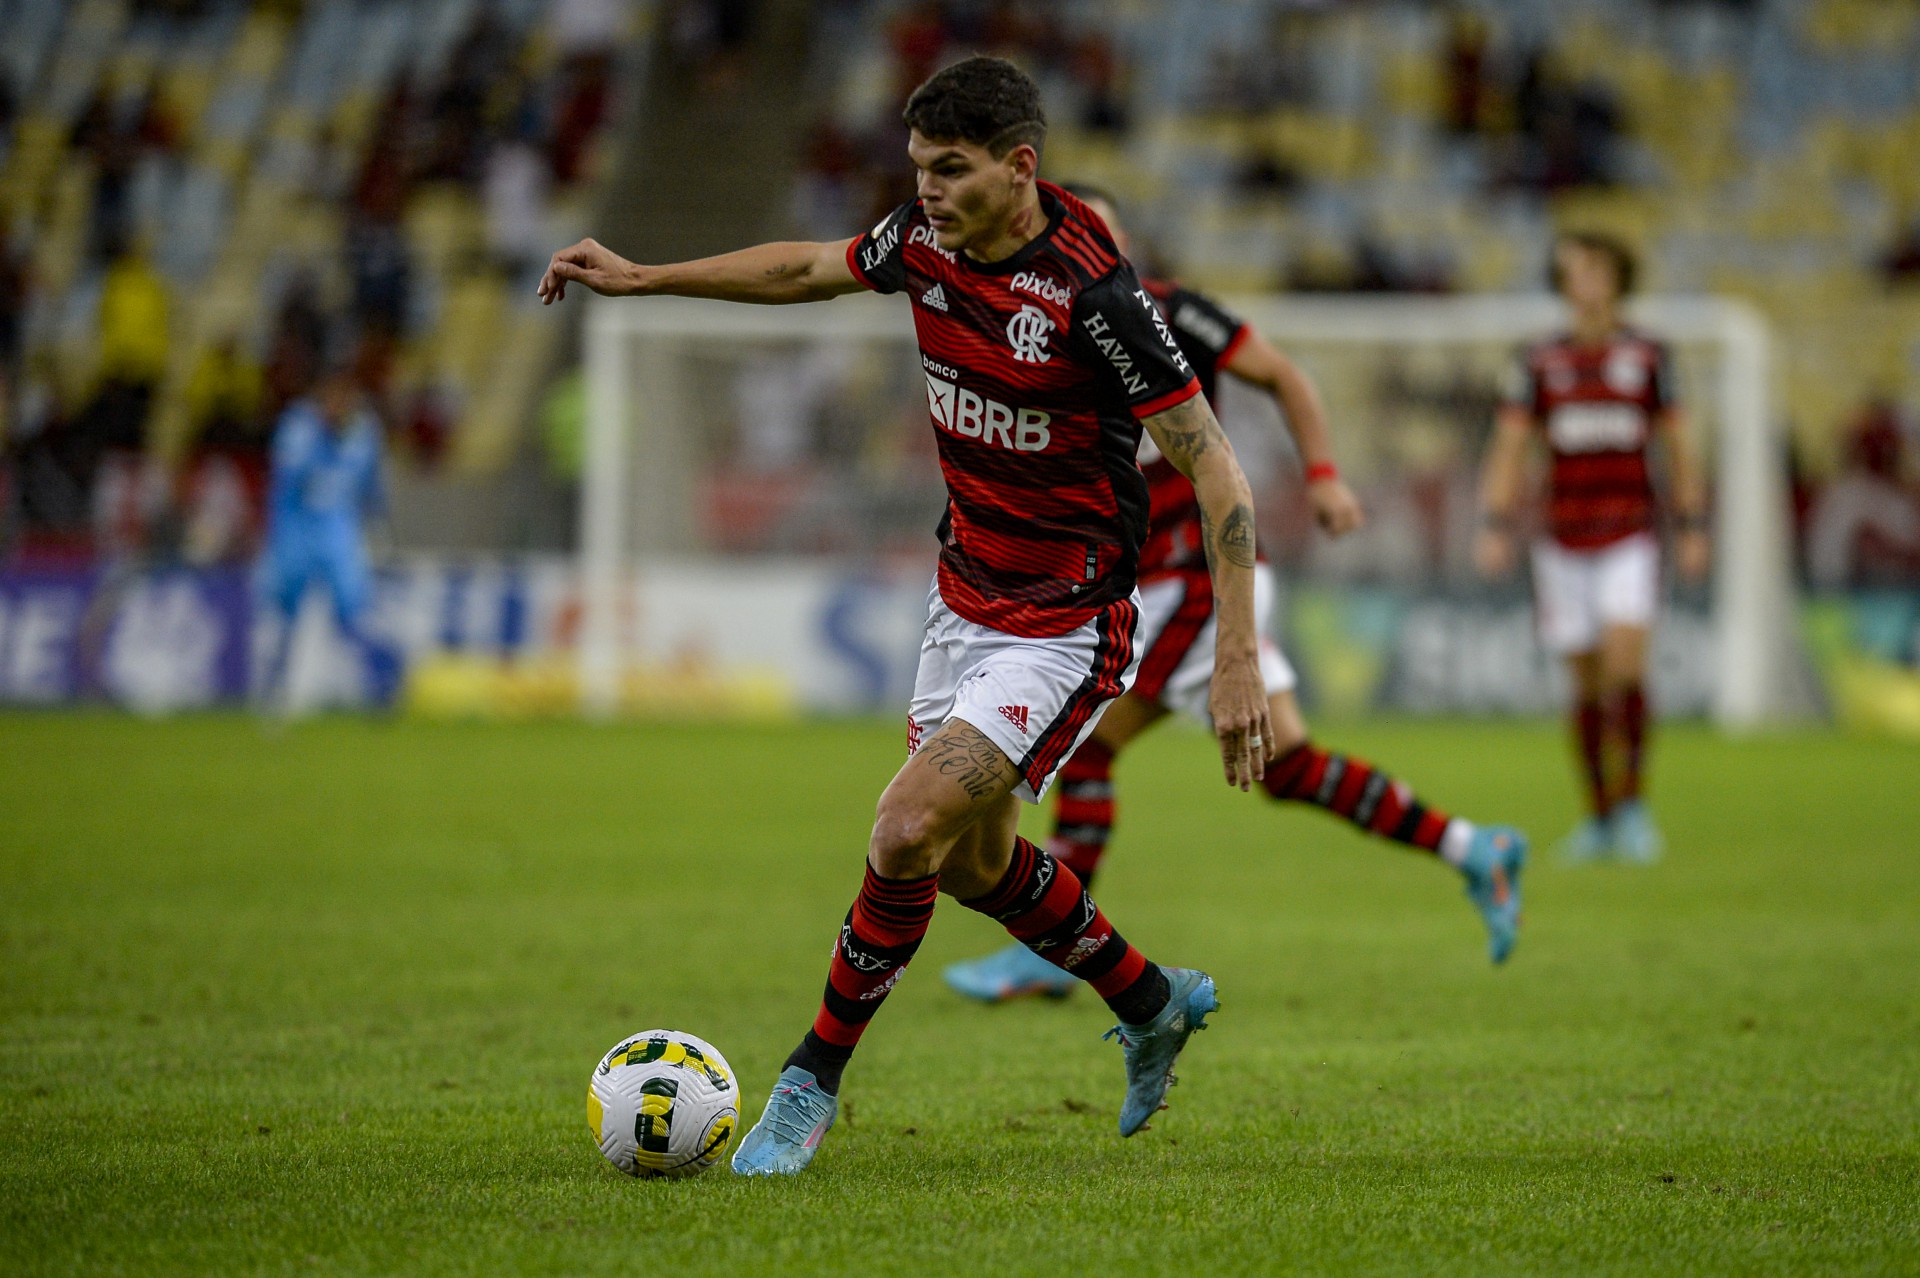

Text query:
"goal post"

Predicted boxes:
[[581, 292, 1799, 728]]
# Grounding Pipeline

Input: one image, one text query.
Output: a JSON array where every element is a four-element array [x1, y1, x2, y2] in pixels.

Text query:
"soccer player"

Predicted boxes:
[[1475, 232, 1710, 861], [257, 366, 400, 716], [541, 56, 1272, 1175], [943, 188, 1528, 1005]]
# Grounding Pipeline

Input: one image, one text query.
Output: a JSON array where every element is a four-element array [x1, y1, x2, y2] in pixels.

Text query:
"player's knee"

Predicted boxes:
[[867, 800, 945, 879]]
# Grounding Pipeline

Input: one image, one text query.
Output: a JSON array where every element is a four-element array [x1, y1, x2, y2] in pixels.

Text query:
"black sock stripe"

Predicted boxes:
[[1352, 771, 1392, 827], [1391, 804, 1429, 843], [1314, 756, 1348, 805], [800, 1030, 854, 1064], [1064, 928, 1129, 982], [821, 984, 879, 1027]]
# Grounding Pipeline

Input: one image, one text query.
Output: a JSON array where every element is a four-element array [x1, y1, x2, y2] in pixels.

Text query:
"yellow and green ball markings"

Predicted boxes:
[[599, 1036, 732, 1091], [698, 1113, 736, 1162], [634, 1076, 677, 1159], [587, 1086, 605, 1139]]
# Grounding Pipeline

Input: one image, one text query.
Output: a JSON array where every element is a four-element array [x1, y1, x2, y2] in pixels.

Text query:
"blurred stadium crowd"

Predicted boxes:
[[0, 0, 1916, 594], [0, 0, 648, 565]]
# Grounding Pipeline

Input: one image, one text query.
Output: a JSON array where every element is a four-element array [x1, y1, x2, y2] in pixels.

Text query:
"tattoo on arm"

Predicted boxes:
[[1216, 503, 1257, 569], [917, 720, 1016, 801], [1148, 399, 1222, 473]]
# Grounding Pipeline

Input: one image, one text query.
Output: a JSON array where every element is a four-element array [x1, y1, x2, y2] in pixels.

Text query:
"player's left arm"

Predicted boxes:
[[1141, 393, 1274, 790], [1221, 331, 1363, 536], [1658, 404, 1711, 581]]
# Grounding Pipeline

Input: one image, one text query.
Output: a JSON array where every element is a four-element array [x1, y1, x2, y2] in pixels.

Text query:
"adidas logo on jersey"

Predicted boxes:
[[920, 283, 949, 311], [998, 705, 1030, 733], [924, 374, 1053, 453]]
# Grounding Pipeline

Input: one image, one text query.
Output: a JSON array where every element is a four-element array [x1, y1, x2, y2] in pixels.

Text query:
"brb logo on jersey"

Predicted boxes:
[[925, 374, 1052, 452], [1548, 402, 1646, 453], [1007, 304, 1054, 364]]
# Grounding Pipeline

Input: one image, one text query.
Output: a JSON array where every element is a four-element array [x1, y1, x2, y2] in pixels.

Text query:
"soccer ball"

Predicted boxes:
[[588, 1030, 739, 1177]]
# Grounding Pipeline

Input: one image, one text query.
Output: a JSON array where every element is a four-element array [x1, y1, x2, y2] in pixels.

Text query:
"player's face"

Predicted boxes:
[[1555, 242, 1620, 310], [908, 131, 1031, 253], [317, 374, 361, 426]]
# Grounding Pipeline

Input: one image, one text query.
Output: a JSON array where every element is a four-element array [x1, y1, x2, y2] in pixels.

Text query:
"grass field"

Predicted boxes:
[[2, 713, 1916, 1275]]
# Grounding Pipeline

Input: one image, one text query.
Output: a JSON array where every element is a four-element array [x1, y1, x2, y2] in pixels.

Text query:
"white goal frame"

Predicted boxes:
[[582, 292, 1793, 728]]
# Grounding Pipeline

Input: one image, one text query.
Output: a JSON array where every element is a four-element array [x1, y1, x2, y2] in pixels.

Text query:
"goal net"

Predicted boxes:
[[580, 292, 1799, 728]]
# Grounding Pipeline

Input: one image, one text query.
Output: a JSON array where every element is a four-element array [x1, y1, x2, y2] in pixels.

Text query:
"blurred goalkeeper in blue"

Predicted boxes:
[[256, 365, 401, 714]]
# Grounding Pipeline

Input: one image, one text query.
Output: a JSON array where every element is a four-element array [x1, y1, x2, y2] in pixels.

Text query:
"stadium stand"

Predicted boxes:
[[787, 0, 1920, 586], [0, 0, 654, 563]]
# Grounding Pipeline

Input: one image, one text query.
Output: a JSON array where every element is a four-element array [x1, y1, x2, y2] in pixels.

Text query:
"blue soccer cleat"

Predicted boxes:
[[1609, 799, 1665, 864], [1556, 815, 1614, 864], [943, 942, 1078, 1003], [1461, 825, 1527, 964], [1104, 966, 1219, 1137], [730, 1066, 838, 1177]]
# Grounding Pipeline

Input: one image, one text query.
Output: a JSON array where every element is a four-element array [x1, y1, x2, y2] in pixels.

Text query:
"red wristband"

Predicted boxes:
[[1305, 462, 1339, 483]]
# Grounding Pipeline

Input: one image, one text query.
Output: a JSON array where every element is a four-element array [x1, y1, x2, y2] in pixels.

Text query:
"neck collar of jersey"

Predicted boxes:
[[958, 186, 1061, 276]]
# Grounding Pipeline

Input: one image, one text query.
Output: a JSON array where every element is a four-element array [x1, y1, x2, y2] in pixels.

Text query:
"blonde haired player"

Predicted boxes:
[[1476, 232, 1711, 862]]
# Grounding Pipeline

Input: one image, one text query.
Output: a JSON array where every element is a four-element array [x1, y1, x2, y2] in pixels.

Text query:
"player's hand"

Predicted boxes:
[[1475, 527, 1516, 579], [538, 239, 637, 305], [1308, 477, 1365, 537], [1209, 654, 1274, 791], [1676, 528, 1711, 582]]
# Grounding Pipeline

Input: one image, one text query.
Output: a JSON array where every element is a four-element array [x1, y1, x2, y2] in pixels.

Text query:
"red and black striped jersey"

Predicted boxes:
[[1134, 280, 1252, 578], [1503, 329, 1676, 550], [847, 181, 1201, 636]]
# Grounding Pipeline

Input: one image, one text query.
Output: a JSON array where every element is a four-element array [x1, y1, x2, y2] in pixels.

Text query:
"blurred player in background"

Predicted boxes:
[[257, 365, 400, 718], [541, 57, 1268, 1175], [1476, 233, 1710, 862], [944, 186, 1527, 1006]]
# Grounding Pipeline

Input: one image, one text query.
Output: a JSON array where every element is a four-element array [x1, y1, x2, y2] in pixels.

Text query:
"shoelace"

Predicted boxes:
[[1102, 1024, 1142, 1050], [760, 1081, 828, 1143]]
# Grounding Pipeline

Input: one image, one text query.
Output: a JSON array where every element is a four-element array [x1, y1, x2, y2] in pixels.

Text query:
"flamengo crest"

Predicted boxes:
[[1007, 304, 1054, 364]]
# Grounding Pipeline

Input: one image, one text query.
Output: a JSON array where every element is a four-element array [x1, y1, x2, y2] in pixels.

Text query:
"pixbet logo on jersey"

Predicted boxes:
[[924, 374, 1053, 452], [1012, 271, 1072, 306]]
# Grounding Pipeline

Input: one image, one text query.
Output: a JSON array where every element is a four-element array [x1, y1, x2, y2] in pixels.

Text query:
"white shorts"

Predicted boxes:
[[1132, 562, 1295, 724], [1530, 533, 1660, 654], [906, 581, 1142, 803]]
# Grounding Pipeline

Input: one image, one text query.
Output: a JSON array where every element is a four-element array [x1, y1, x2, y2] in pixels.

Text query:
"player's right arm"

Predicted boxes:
[[1221, 330, 1363, 536], [537, 237, 865, 306], [1475, 403, 1534, 578]]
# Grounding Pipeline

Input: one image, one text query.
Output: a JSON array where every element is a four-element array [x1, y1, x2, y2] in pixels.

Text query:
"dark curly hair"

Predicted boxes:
[[1550, 231, 1638, 296], [902, 55, 1046, 158]]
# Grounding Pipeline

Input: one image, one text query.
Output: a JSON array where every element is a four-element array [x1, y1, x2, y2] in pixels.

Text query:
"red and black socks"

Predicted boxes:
[[962, 837, 1170, 1025], [1261, 741, 1473, 865], [1574, 698, 1611, 818], [784, 864, 938, 1095], [1047, 738, 1116, 889], [1616, 683, 1648, 803]]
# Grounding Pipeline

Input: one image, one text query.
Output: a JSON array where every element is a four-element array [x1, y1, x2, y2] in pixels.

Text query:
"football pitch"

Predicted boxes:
[[2, 713, 1915, 1275]]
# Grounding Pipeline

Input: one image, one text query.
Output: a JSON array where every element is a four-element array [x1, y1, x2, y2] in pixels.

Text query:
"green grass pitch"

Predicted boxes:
[[2, 712, 1915, 1275]]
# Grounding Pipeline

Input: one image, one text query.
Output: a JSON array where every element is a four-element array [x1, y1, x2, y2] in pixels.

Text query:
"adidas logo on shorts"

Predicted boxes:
[[920, 283, 949, 311], [998, 704, 1030, 733]]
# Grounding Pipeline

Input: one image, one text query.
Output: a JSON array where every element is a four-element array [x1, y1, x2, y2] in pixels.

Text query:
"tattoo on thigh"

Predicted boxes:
[[919, 720, 1016, 800]]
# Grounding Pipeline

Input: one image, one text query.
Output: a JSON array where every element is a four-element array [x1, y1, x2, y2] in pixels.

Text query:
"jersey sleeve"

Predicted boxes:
[[1647, 341, 1678, 411], [844, 200, 916, 295], [1168, 287, 1253, 367], [1498, 348, 1543, 417], [1072, 265, 1202, 419]]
